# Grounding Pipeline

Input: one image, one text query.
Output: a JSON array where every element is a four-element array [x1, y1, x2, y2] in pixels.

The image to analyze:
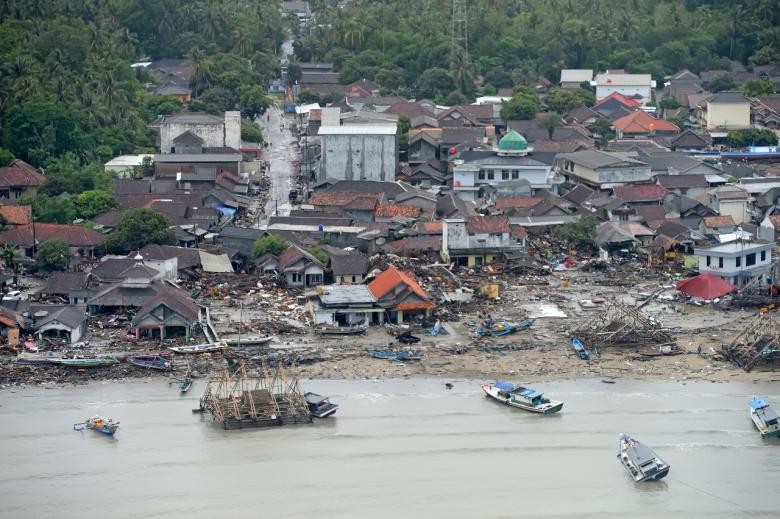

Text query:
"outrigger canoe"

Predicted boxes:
[[570, 336, 590, 360], [168, 343, 226, 354], [52, 358, 118, 368], [477, 319, 534, 337], [127, 354, 172, 371]]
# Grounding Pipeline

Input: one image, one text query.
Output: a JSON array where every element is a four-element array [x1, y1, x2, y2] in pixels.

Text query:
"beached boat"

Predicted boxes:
[[749, 397, 780, 438], [366, 348, 424, 361], [570, 336, 590, 360], [480, 381, 563, 414], [73, 416, 120, 435], [168, 343, 226, 354], [304, 392, 339, 418], [222, 336, 275, 346], [477, 319, 534, 337], [638, 344, 683, 357], [579, 298, 606, 310], [617, 434, 670, 482], [52, 358, 118, 368], [127, 354, 172, 371], [177, 377, 193, 393], [315, 325, 366, 336], [15, 352, 63, 365]]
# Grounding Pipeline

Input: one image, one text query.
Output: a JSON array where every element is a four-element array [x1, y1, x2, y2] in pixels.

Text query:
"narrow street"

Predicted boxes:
[[256, 104, 296, 225]]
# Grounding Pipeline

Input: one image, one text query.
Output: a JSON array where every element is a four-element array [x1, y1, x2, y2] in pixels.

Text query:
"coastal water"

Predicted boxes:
[[0, 378, 778, 518]]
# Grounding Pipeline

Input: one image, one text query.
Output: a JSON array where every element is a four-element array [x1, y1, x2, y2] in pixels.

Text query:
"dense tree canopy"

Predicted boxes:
[[253, 235, 289, 258], [296, 0, 779, 100], [107, 208, 175, 253], [35, 240, 71, 271]]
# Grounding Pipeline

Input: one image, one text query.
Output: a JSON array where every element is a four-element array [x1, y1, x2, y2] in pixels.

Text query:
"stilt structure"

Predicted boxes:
[[450, 0, 468, 69], [199, 361, 312, 429], [721, 313, 780, 372], [573, 302, 674, 347]]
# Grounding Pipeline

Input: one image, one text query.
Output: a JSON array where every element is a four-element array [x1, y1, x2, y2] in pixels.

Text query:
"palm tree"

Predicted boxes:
[[342, 17, 365, 49], [449, 44, 473, 95], [188, 48, 213, 98], [1, 244, 18, 271], [540, 113, 563, 140]]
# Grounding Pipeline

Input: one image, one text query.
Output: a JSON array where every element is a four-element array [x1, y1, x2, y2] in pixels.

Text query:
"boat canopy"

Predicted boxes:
[[494, 381, 515, 391], [750, 398, 769, 410], [518, 388, 542, 399]]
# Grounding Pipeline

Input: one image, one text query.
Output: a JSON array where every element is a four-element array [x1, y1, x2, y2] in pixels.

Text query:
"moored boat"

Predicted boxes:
[[570, 336, 590, 360], [480, 381, 563, 414], [15, 352, 63, 365], [73, 416, 120, 435], [178, 378, 193, 393], [52, 358, 118, 368], [617, 433, 670, 482], [304, 392, 339, 418], [127, 354, 172, 371], [638, 344, 683, 357], [169, 343, 226, 354], [222, 336, 275, 346], [749, 397, 780, 438], [315, 326, 366, 336]]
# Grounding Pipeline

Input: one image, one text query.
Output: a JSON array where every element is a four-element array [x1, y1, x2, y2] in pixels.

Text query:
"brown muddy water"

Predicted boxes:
[[0, 378, 778, 518]]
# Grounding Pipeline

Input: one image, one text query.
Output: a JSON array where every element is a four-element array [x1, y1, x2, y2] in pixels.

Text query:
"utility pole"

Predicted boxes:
[[451, 0, 468, 68]]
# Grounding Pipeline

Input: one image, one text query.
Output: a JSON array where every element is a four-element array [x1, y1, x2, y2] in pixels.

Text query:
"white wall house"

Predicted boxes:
[[318, 125, 398, 182], [156, 111, 241, 153], [595, 72, 654, 105], [693, 240, 774, 286]]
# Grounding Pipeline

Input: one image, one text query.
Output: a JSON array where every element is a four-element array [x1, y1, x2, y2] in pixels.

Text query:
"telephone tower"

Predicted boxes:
[[451, 0, 468, 64]]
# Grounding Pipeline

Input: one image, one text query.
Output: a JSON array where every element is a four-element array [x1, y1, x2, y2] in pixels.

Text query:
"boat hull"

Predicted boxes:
[[751, 410, 780, 438], [480, 384, 563, 414], [169, 344, 226, 354], [617, 434, 670, 482]]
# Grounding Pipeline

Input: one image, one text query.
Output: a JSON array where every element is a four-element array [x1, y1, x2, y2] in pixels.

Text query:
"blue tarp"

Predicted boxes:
[[213, 205, 237, 216], [750, 398, 768, 410], [495, 381, 514, 391]]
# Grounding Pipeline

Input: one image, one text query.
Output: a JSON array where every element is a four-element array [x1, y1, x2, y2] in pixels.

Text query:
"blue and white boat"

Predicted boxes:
[[570, 336, 590, 360], [480, 381, 563, 414], [750, 397, 780, 438], [617, 433, 670, 482], [73, 416, 120, 435], [304, 392, 339, 418]]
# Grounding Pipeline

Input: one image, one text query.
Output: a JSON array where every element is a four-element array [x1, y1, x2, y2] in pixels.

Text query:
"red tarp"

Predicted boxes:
[[676, 273, 737, 300]]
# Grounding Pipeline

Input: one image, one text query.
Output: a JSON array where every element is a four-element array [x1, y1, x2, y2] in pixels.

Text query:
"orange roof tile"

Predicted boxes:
[[368, 266, 431, 301], [593, 92, 641, 109], [418, 221, 443, 234], [613, 111, 680, 134], [494, 197, 543, 209], [702, 215, 735, 227], [0, 204, 32, 225], [375, 204, 422, 218]]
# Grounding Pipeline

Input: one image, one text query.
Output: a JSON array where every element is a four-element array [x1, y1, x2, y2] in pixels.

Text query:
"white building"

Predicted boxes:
[[693, 240, 774, 286], [153, 111, 241, 153], [104, 154, 154, 177], [318, 125, 398, 182], [595, 72, 654, 105], [560, 69, 593, 89]]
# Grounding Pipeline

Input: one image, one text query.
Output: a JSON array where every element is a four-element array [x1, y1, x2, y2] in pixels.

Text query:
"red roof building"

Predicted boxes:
[[465, 215, 511, 234], [0, 204, 32, 226], [368, 266, 434, 321], [0, 160, 46, 200], [0, 223, 107, 257], [676, 273, 736, 300], [493, 197, 543, 210], [375, 204, 422, 219], [613, 111, 680, 137], [593, 92, 641, 110], [612, 184, 667, 203]]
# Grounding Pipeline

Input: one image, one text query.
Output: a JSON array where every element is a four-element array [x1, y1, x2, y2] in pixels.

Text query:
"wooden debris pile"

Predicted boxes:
[[721, 313, 780, 372], [573, 302, 674, 347]]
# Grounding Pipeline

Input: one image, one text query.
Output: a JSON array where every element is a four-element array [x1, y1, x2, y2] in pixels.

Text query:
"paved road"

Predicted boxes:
[[257, 104, 297, 224]]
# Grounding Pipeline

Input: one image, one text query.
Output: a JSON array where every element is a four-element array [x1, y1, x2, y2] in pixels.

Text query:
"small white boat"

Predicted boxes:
[[617, 434, 670, 482], [304, 392, 339, 418], [750, 397, 780, 438], [168, 343, 226, 354], [480, 381, 563, 414], [222, 336, 274, 346]]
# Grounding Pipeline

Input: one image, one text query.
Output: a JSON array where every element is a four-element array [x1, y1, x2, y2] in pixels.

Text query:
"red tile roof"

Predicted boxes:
[[0, 223, 107, 247], [277, 244, 323, 269], [702, 215, 735, 227], [493, 197, 543, 209], [368, 266, 431, 302], [387, 236, 442, 253], [0, 205, 32, 225], [612, 184, 667, 202], [593, 92, 641, 109], [511, 226, 528, 239], [465, 215, 511, 234], [375, 204, 422, 218], [417, 221, 443, 234], [311, 191, 382, 209], [0, 162, 47, 187], [613, 111, 680, 134]]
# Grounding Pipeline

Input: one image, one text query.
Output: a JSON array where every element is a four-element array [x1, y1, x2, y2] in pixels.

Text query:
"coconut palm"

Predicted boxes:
[[188, 48, 213, 98]]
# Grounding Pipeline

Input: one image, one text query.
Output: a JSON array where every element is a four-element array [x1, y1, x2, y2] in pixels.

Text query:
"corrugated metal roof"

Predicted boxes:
[[198, 251, 234, 273], [318, 125, 397, 135]]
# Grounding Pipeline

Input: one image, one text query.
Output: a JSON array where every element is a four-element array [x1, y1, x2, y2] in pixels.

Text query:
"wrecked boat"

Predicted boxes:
[[127, 354, 172, 371], [73, 416, 120, 436], [222, 336, 275, 346], [169, 343, 226, 354], [638, 345, 683, 357], [315, 325, 366, 336], [366, 348, 424, 361], [477, 319, 534, 337], [617, 434, 670, 482], [481, 381, 563, 414], [304, 392, 339, 418], [570, 336, 590, 360], [750, 397, 780, 438], [52, 358, 118, 368]]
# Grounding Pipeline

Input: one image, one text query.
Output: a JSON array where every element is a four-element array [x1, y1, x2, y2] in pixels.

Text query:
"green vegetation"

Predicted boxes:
[[35, 240, 71, 271], [241, 122, 264, 144], [0, 213, 7, 233], [253, 235, 289, 258], [727, 129, 778, 148], [553, 216, 600, 246], [107, 208, 175, 253], [0, 244, 17, 268], [545, 88, 594, 114], [297, 0, 778, 101], [306, 247, 329, 264], [500, 89, 540, 120], [740, 79, 775, 97], [75, 190, 119, 220]]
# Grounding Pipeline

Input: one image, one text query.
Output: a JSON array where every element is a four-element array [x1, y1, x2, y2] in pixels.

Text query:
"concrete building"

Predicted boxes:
[[154, 111, 241, 153], [104, 154, 154, 177], [306, 284, 383, 326], [554, 150, 652, 190], [693, 240, 774, 286], [707, 186, 750, 225], [318, 125, 398, 182], [452, 131, 561, 202], [560, 69, 593, 89], [442, 215, 522, 267], [704, 92, 751, 130], [595, 72, 654, 105]]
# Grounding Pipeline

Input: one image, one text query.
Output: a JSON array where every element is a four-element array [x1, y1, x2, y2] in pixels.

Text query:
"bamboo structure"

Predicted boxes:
[[573, 302, 675, 347], [199, 361, 312, 429], [721, 313, 780, 372]]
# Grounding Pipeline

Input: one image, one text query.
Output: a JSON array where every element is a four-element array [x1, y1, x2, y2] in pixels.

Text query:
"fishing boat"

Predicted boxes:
[[570, 336, 590, 360], [127, 354, 172, 371], [315, 325, 366, 336], [638, 344, 683, 357], [73, 416, 120, 435], [480, 381, 563, 414], [365, 348, 398, 360], [749, 397, 780, 438], [177, 377, 193, 393], [15, 352, 63, 365], [477, 319, 534, 337], [366, 348, 424, 361], [617, 434, 670, 482], [52, 358, 118, 368], [222, 336, 275, 346], [304, 392, 339, 418], [168, 343, 226, 354]]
